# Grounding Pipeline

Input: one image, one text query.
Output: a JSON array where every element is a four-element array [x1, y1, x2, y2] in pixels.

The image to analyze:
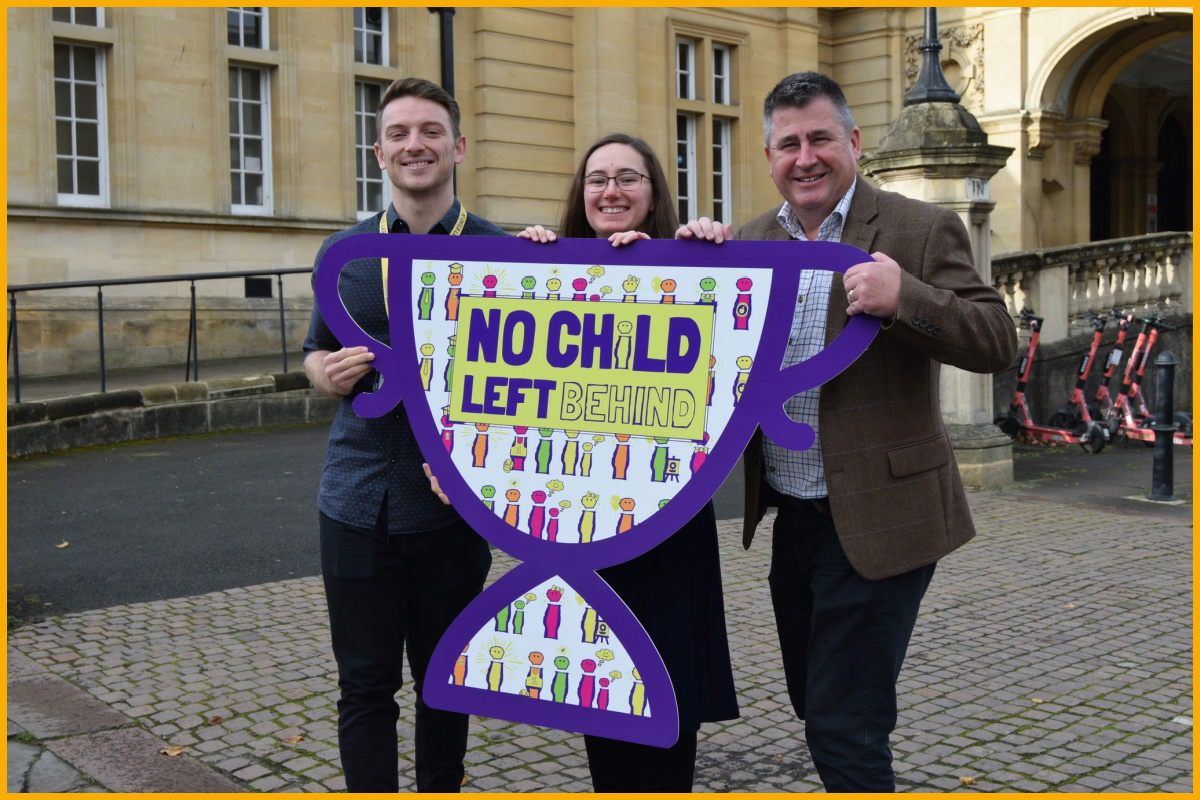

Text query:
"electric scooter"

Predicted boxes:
[[1093, 311, 1133, 436], [994, 308, 1107, 454], [1047, 311, 1108, 437], [1106, 313, 1192, 446]]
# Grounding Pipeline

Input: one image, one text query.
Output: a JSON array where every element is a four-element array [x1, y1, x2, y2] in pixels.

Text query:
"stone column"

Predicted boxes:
[[860, 101, 1016, 490]]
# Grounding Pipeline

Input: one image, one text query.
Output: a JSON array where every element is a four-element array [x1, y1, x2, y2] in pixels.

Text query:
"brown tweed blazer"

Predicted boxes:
[[739, 179, 1017, 580]]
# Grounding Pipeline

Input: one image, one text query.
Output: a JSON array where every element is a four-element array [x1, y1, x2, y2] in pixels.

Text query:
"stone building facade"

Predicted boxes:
[[6, 6, 1192, 376]]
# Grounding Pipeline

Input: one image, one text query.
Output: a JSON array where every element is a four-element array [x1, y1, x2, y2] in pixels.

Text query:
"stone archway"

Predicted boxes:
[[1026, 11, 1192, 245]]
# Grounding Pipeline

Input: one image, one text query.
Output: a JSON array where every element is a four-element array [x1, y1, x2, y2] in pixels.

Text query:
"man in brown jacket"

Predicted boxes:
[[679, 72, 1017, 791]]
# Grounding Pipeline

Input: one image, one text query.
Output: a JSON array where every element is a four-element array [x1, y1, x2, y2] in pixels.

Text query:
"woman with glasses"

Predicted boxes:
[[519, 133, 739, 792]]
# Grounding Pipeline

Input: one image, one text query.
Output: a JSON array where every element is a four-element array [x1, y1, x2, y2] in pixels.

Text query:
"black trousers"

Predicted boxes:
[[768, 500, 935, 793], [584, 730, 699, 792], [320, 510, 491, 792]]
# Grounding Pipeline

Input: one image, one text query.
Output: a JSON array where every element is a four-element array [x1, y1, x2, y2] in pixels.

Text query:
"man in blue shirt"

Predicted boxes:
[[303, 77, 506, 793]]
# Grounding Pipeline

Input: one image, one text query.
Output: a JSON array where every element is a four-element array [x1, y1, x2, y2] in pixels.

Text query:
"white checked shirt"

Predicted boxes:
[[761, 178, 857, 500]]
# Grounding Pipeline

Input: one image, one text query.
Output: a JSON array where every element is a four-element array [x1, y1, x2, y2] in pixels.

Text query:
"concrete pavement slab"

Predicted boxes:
[[46, 728, 247, 793], [7, 674, 130, 739]]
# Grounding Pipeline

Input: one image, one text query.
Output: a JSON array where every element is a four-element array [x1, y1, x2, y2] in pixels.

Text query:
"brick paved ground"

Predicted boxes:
[[8, 493, 1192, 792]]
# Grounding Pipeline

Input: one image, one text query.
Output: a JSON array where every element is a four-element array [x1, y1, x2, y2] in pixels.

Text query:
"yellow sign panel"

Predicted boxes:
[[449, 296, 714, 441]]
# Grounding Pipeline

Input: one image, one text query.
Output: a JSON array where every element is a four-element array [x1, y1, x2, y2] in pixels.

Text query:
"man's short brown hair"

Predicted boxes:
[[375, 77, 461, 143]]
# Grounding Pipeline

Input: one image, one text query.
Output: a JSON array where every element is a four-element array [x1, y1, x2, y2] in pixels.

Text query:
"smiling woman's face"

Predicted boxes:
[[583, 143, 654, 236]]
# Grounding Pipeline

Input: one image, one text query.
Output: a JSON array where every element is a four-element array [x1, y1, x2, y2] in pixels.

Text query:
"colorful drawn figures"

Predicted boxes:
[[611, 433, 631, 479], [486, 645, 506, 692], [527, 490, 547, 539], [580, 439, 597, 477], [419, 343, 435, 391], [480, 484, 496, 512], [545, 277, 561, 300], [453, 644, 469, 686], [597, 677, 610, 710], [482, 273, 499, 298], [629, 667, 646, 716], [621, 274, 640, 302], [510, 427, 529, 471], [571, 277, 588, 301], [440, 411, 454, 453], [699, 276, 717, 305], [520, 275, 537, 299], [512, 599, 526, 634], [551, 655, 571, 703], [614, 496, 635, 534], [659, 278, 676, 304], [443, 335, 456, 392], [535, 428, 554, 474], [614, 321, 633, 370], [546, 507, 560, 542], [445, 263, 463, 320], [560, 431, 580, 476], [690, 446, 708, 475], [734, 355, 753, 406], [578, 659, 598, 708], [543, 586, 563, 638], [578, 492, 599, 543], [503, 488, 521, 528], [579, 599, 600, 644], [418, 271, 436, 320], [472, 423, 490, 468], [733, 277, 753, 330], [495, 603, 511, 632], [525, 652, 544, 699], [649, 437, 671, 483]]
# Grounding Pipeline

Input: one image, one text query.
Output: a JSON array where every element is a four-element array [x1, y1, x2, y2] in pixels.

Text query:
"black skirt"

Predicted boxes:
[[597, 500, 739, 731]]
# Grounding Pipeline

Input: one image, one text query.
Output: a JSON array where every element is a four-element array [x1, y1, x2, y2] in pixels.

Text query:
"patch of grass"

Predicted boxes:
[[13, 732, 38, 744]]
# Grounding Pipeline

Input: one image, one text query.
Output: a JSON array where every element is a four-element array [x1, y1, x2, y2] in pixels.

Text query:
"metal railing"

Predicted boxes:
[[7, 268, 312, 404]]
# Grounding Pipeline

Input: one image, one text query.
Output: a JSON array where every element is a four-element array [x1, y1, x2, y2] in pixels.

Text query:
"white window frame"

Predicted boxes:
[[355, 80, 387, 220], [675, 112, 697, 222], [227, 7, 267, 49], [54, 41, 108, 208], [52, 7, 104, 26], [353, 8, 388, 66], [712, 44, 730, 105], [712, 118, 732, 226], [229, 64, 273, 216], [676, 38, 695, 100]]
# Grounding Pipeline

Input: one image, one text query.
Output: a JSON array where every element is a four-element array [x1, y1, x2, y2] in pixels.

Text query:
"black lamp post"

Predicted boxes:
[[904, 8, 961, 106]]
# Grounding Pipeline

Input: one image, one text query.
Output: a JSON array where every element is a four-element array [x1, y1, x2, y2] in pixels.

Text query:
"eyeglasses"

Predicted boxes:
[[583, 172, 649, 192]]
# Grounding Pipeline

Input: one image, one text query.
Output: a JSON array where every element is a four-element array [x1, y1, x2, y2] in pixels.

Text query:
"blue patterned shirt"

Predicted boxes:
[[303, 200, 508, 533], [761, 179, 857, 500]]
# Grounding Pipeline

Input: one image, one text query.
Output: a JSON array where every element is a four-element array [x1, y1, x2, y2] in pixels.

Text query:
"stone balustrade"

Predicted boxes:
[[992, 233, 1193, 341]]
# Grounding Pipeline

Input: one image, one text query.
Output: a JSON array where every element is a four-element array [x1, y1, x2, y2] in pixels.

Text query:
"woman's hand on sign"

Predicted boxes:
[[422, 462, 452, 506], [305, 347, 374, 398], [607, 230, 650, 247], [675, 217, 731, 244], [519, 225, 557, 244]]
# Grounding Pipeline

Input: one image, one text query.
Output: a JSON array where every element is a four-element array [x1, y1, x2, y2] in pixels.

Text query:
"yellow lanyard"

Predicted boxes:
[[379, 203, 468, 314]]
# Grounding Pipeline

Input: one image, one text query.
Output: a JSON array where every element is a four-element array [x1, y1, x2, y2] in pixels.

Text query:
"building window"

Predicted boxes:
[[712, 118, 731, 225], [670, 29, 741, 225], [676, 113, 697, 222], [54, 42, 107, 207], [676, 38, 695, 100], [356, 81, 386, 218], [354, 8, 387, 66], [227, 7, 266, 49], [712, 44, 730, 105], [52, 7, 102, 26], [229, 65, 271, 214]]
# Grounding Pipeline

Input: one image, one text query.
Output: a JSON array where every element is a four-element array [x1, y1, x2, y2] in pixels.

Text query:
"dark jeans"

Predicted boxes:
[[768, 500, 935, 793], [320, 510, 491, 792], [584, 730, 699, 792]]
